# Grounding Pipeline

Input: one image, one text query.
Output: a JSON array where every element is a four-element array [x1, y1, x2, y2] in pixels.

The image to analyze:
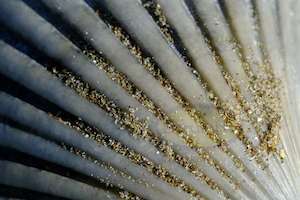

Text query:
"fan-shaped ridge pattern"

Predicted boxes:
[[0, 0, 299, 199]]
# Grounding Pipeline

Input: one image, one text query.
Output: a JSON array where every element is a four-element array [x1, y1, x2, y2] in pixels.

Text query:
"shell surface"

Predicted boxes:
[[0, 0, 299, 199]]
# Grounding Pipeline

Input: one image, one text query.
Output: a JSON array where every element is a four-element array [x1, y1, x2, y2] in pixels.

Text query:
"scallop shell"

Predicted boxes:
[[0, 0, 299, 199]]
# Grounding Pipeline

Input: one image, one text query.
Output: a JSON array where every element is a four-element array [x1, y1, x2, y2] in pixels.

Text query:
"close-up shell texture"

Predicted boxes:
[[0, 0, 300, 199]]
